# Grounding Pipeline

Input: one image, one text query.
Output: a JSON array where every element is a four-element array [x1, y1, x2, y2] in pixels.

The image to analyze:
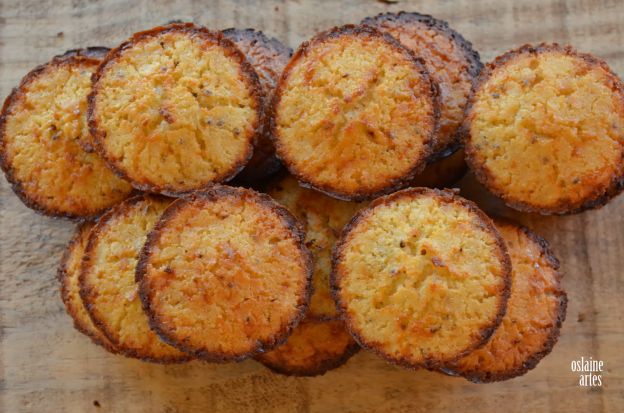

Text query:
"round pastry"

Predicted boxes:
[[464, 43, 624, 214], [223, 28, 292, 184], [136, 185, 312, 362], [256, 319, 359, 376], [88, 23, 262, 195], [271, 24, 438, 201], [410, 148, 467, 188], [444, 220, 567, 382], [80, 194, 190, 363], [268, 175, 364, 320], [58, 222, 117, 352], [0, 49, 132, 218], [332, 188, 511, 369], [362, 12, 482, 160]]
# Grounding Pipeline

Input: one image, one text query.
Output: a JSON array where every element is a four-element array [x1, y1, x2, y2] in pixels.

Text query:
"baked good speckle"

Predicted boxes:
[[58, 222, 117, 353], [271, 24, 438, 201], [268, 175, 364, 320], [136, 185, 312, 362], [223, 28, 292, 184], [362, 12, 482, 160], [332, 187, 511, 369], [79, 194, 190, 363], [444, 219, 567, 382], [464, 43, 624, 214], [0, 49, 132, 218], [256, 319, 359, 376], [88, 23, 262, 195]]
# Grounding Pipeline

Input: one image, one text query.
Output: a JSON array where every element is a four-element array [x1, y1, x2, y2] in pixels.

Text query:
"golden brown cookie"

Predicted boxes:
[[256, 319, 359, 376], [80, 194, 190, 363], [137, 186, 312, 362], [362, 12, 482, 160], [223, 28, 292, 184], [88, 23, 262, 195], [444, 220, 567, 382], [0, 49, 132, 218], [332, 188, 511, 369], [271, 24, 438, 201], [58, 222, 117, 353], [464, 43, 624, 214], [268, 175, 364, 320]]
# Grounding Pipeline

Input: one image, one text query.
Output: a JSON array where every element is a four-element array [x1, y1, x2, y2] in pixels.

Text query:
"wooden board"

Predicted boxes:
[[1, 0, 623, 411]]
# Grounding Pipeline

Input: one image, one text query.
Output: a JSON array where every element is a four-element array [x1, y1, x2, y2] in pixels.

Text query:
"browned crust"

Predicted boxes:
[[269, 24, 440, 202], [361, 11, 483, 162], [0, 49, 118, 220], [442, 218, 568, 382], [79, 194, 192, 364], [60, 46, 110, 60], [58, 221, 118, 354], [331, 187, 512, 370], [256, 321, 361, 377], [462, 43, 624, 215], [87, 23, 264, 196], [136, 185, 314, 362], [223, 28, 292, 185]]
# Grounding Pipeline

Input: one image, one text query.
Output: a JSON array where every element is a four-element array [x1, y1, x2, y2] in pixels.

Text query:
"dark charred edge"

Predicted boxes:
[[0, 51, 130, 220], [136, 184, 314, 363], [60, 47, 110, 60], [409, 147, 468, 189], [361, 11, 483, 162], [444, 218, 568, 383], [58, 221, 119, 354], [268, 24, 440, 202], [330, 187, 512, 370], [222, 28, 292, 185], [79, 193, 191, 364], [462, 42, 624, 215], [256, 324, 360, 377], [87, 22, 264, 196], [221, 28, 293, 63]]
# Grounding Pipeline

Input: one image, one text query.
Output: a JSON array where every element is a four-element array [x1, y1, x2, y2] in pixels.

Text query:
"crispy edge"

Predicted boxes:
[[462, 42, 624, 215], [361, 11, 483, 162], [79, 194, 192, 364], [223, 28, 292, 185], [269, 24, 440, 202], [442, 218, 568, 382], [58, 221, 118, 353], [136, 185, 314, 362], [256, 320, 360, 377], [87, 23, 264, 196], [0, 49, 123, 220], [330, 187, 512, 370]]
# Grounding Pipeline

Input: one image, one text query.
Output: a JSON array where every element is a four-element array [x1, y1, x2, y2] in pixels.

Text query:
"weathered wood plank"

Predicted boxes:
[[1, 0, 622, 412]]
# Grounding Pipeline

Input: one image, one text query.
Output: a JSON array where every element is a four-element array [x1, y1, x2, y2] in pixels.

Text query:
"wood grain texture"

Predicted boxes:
[[1, 0, 623, 412]]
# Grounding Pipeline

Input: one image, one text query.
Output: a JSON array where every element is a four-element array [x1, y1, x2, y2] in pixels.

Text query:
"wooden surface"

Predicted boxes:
[[1, 0, 623, 412]]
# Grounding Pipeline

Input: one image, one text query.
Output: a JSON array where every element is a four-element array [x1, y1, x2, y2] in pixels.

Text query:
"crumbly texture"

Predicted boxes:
[[256, 319, 359, 376], [223, 28, 292, 184], [137, 186, 312, 362], [362, 12, 482, 159], [272, 25, 437, 201], [410, 148, 467, 188], [89, 23, 262, 195], [465, 44, 624, 214], [332, 188, 511, 369], [447, 220, 567, 382], [0, 53, 132, 218], [269, 175, 364, 320], [80, 195, 190, 363], [59, 222, 117, 352]]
